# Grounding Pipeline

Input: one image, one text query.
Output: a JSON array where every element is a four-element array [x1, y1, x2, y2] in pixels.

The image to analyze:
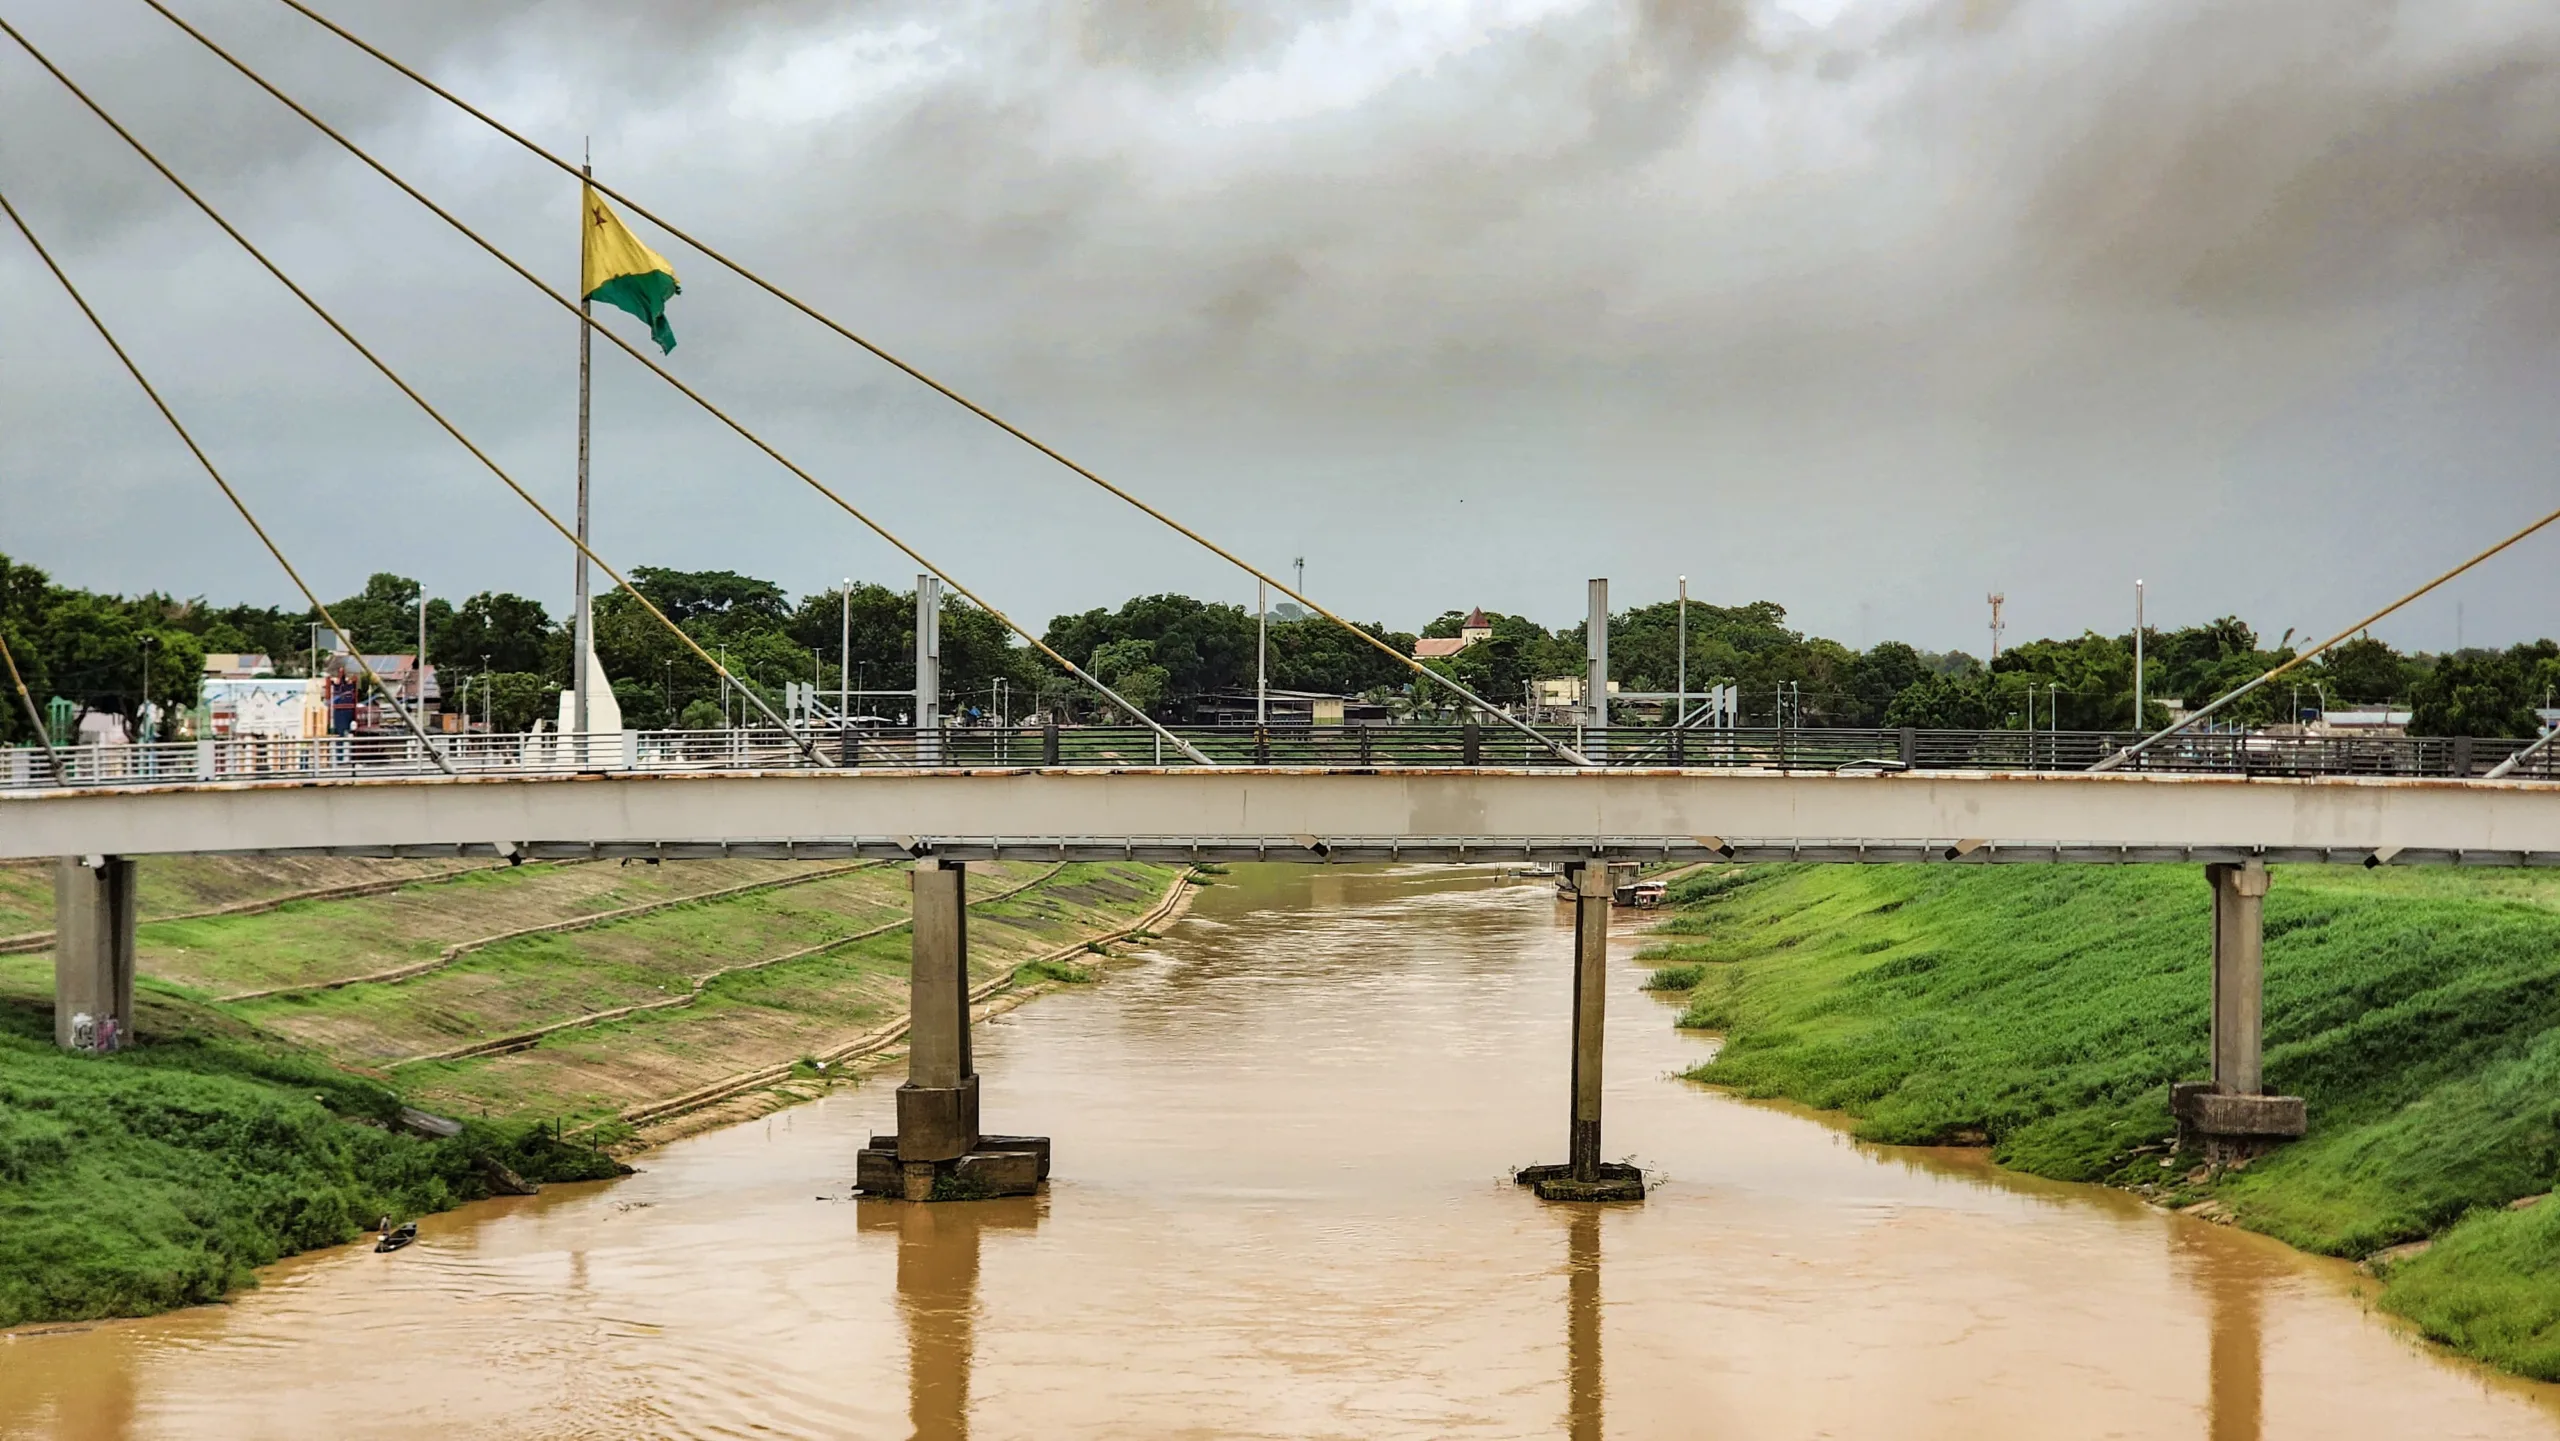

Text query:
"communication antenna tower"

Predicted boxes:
[[1987, 592, 2006, 661]]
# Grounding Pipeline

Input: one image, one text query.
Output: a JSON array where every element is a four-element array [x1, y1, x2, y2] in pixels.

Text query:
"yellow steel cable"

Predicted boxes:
[[0, 188, 453, 773], [0, 616, 67, 780], [2094, 507, 2560, 771], [141, 0, 1212, 767], [262, 0, 1588, 767], [0, 19, 829, 769]]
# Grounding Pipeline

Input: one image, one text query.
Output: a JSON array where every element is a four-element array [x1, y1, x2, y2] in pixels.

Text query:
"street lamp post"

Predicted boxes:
[[1676, 575, 1688, 728], [138, 633, 156, 744], [2133, 579, 2145, 728]]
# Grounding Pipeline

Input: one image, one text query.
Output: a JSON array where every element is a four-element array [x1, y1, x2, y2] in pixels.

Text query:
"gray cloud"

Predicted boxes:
[[4, 0, 2558, 656]]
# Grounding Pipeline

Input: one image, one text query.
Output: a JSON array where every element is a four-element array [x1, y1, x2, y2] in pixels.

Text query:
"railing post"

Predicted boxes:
[[1898, 727, 1916, 769], [1255, 725, 1270, 765], [1042, 714, 1061, 766], [1463, 718, 1482, 766], [2452, 735, 2475, 778]]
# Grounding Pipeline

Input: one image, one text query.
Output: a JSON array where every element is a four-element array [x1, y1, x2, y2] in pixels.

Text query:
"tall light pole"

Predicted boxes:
[[138, 633, 156, 743], [416, 592, 429, 728], [839, 578, 852, 729], [1256, 576, 1268, 726], [2133, 579, 2145, 729], [1676, 575, 1688, 728]]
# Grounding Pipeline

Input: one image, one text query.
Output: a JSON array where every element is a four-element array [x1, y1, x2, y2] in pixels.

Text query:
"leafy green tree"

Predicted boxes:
[[318, 573, 429, 655], [2412, 651, 2540, 738], [624, 567, 790, 634], [1087, 638, 1169, 715], [1884, 671, 2002, 729], [1044, 594, 1255, 716], [1990, 633, 2140, 730], [2317, 635, 2416, 705], [437, 592, 555, 679], [484, 672, 560, 732], [1845, 642, 1931, 725], [1264, 616, 1416, 697]]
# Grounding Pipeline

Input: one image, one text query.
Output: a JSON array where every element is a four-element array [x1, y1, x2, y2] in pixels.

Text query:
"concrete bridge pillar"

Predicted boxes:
[[2174, 859, 2306, 1161], [857, 859, 1048, 1201], [54, 855, 136, 1052], [1519, 859, 1644, 1202]]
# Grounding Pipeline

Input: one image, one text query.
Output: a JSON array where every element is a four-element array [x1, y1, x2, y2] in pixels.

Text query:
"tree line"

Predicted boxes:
[[2, 549, 2553, 742]]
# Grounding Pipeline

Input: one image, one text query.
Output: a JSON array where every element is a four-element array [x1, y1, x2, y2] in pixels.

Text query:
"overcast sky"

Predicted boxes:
[[4, 0, 2558, 653]]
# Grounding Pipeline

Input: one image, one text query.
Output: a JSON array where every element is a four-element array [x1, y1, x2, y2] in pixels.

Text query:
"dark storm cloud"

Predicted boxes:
[[4, 0, 2558, 653]]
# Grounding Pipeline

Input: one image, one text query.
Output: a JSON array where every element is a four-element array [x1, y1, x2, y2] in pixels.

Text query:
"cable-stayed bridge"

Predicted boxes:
[[7, 0, 2560, 1198]]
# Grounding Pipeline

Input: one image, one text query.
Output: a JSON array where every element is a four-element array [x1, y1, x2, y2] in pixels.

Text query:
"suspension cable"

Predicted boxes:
[[0, 612, 67, 781], [2092, 502, 2560, 772], [0, 19, 834, 769], [140, 0, 1209, 766], [0, 188, 454, 773], [261, 0, 1586, 767]]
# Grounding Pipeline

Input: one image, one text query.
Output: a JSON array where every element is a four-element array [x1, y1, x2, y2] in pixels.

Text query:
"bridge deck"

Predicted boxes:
[[8, 764, 2560, 867]]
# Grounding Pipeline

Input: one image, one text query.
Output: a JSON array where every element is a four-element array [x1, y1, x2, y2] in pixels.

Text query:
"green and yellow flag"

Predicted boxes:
[[582, 186, 680, 353]]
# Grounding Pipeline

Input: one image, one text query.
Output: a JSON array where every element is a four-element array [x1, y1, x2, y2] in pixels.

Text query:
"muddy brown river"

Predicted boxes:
[[6, 865, 2559, 1439]]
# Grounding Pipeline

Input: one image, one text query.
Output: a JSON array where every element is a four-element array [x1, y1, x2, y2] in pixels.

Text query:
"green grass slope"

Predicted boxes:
[[1663, 863, 2560, 1379], [0, 987, 615, 1328]]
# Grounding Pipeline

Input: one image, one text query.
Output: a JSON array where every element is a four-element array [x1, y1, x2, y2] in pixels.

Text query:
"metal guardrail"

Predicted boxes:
[[3, 724, 2554, 792]]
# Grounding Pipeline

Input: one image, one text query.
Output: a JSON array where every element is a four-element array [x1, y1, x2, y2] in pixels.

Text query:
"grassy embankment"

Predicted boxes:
[[0, 855, 1178, 1326], [1645, 863, 2560, 1382]]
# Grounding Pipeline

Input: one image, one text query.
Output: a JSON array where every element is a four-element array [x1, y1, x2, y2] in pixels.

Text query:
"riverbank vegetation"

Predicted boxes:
[[0, 854, 1179, 1326], [1653, 864, 2560, 1381], [0, 986, 619, 1327]]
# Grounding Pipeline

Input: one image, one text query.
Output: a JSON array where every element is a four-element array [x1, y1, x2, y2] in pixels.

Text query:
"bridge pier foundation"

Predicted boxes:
[[857, 859, 1049, 1201], [1519, 859, 1644, 1202], [54, 855, 136, 1052], [2174, 859, 2306, 1162]]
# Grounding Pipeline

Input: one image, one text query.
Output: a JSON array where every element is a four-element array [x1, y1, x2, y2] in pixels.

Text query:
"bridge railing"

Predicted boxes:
[[3, 723, 2552, 791]]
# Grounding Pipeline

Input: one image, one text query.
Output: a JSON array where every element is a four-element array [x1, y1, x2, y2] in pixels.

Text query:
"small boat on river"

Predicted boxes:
[[376, 1222, 418, 1254]]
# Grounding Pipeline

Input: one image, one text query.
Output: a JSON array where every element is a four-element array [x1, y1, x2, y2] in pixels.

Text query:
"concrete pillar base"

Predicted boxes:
[[857, 1134, 1050, 1202], [894, 1077, 982, 1163], [2171, 1082, 2306, 1164], [1515, 1162, 1645, 1203]]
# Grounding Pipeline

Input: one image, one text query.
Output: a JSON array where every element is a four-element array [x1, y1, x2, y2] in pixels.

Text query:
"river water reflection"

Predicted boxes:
[[6, 865, 2559, 1439]]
